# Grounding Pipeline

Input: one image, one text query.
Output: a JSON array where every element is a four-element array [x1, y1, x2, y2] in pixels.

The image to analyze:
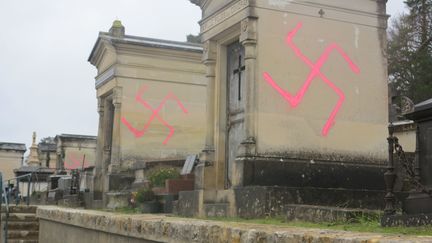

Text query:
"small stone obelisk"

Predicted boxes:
[[27, 132, 40, 167]]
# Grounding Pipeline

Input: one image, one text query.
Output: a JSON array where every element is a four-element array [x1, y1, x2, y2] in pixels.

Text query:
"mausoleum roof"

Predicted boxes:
[[406, 98, 432, 121], [56, 134, 97, 140], [55, 134, 97, 145], [14, 166, 54, 174], [89, 32, 202, 63], [38, 143, 56, 152], [414, 98, 432, 111], [0, 143, 26, 152]]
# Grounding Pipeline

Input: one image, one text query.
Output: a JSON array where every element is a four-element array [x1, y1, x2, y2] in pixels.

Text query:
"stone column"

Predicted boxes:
[[240, 17, 257, 152], [109, 87, 122, 173], [233, 17, 258, 188], [203, 43, 217, 153], [196, 40, 217, 190], [93, 97, 105, 199]]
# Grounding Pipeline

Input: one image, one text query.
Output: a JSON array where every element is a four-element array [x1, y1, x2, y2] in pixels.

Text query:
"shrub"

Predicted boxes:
[[148, 167, 180, 187], [135, 188, 155, 203]]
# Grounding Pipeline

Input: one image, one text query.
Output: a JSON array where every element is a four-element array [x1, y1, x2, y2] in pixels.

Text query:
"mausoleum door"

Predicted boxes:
[[226, 42, 246, 189]]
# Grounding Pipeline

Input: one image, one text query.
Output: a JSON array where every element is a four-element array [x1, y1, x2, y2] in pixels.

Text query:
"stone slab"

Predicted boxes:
[[382, 213, 432, 227], [36, 206, 432, 243], [105, 192, 129, 209], [176, 190, 200, 217], [108, 173, 135, 191], [204, 203, 228, 217], [285, 204, 380, 223]]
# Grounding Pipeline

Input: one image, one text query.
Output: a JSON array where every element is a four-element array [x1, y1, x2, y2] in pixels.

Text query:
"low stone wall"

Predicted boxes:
[[37, 206, 432, 243]]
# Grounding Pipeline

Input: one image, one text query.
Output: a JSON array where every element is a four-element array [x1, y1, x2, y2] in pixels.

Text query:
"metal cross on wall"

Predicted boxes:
[[233, 54, 245, 101]]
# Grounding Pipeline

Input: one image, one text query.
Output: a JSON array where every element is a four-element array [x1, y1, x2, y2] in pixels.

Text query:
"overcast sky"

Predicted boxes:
[[0, 0, 407, 149]]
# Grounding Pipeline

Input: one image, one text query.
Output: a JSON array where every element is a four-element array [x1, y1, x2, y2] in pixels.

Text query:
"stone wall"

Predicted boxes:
[[37, 206, 432, 243], [0, 149, 24, 181], [39, 219, 156, 243]]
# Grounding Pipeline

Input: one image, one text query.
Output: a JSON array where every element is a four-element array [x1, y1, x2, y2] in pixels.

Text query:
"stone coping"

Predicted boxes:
[[37, 206, 432, 243]]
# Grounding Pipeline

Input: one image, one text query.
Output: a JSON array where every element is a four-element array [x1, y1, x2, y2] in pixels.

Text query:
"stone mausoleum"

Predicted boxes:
[[88, 21, 207, 205], [0, 142, 26, 182], [176, 0, 389, 218], [55, 134, 97, 171]]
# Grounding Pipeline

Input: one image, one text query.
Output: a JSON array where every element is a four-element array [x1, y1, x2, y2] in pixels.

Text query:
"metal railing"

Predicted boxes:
[[384, 123, 432, 216], [1, 172, 38, 243]]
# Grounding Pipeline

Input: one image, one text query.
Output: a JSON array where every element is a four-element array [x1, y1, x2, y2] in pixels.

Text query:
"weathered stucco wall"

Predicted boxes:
[[37, 206, 432, 243], [63, 147, 96, 170], [0, 150, 23, 181], [40, 152, 57, 169], [57, 137, 97, 170], [101, 44, 206, 167], [255, 0, 388, 163]]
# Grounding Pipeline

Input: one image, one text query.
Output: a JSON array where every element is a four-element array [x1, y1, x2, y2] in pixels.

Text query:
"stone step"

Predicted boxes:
[[3, 213, 38, 222], [7, 221, 39, 230], [204, 203, 229, 218], [1, 205, 37, 214], [285, 204, 381, 223], [7, 230, 39, 240]]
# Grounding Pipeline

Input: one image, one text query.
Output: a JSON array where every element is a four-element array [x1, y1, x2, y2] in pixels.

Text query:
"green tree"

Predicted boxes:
[[186, 34, 201, 44], [388, 0, 432, 103], [39, 136, 55, 144]]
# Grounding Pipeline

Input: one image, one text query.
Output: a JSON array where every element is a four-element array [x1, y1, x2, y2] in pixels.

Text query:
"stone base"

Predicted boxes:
[[176, 190, 201, 217], [403, 192, 432, 214], [243, 158, 386, 190], [234, 186, 385, 218], [159, 194, 177, 213], [286, 204, 380, 223], [108, 173, 135, 191], [106, 192, 130, 209], [131, 181, 149, 189], [382, 213, 432, 227], [58, 194, 82, 208], [204, 203, 229, 217], [176, 186, 385, 219]]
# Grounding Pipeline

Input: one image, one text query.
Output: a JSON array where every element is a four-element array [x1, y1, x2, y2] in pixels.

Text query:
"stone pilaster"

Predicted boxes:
[[233, 17, 258, 188], [197, 40, 218, 190], [93, 97, 105, 199], [109, 87, 122, 173]]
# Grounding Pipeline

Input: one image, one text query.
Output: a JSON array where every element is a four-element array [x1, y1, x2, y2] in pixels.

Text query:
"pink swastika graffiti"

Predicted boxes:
[[263, 22, 360, 136], [65, 153, 88, 170], [121, 85, 188, 145]]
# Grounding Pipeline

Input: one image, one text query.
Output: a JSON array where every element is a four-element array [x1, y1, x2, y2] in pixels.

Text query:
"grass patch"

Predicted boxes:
[[203, 215, 432, 236]]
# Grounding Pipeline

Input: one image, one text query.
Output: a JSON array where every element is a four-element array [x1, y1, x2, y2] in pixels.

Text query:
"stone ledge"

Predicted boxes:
[[382, 213, 432, 227], [286, 204, 380, 223], [37, 206, 432, 243]]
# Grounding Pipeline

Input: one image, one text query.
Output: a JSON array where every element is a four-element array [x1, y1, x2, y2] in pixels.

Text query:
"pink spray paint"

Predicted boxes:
[[65, 153, 88, 170], [121, 85, 188, 145], [263, 22, 360, 136]]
